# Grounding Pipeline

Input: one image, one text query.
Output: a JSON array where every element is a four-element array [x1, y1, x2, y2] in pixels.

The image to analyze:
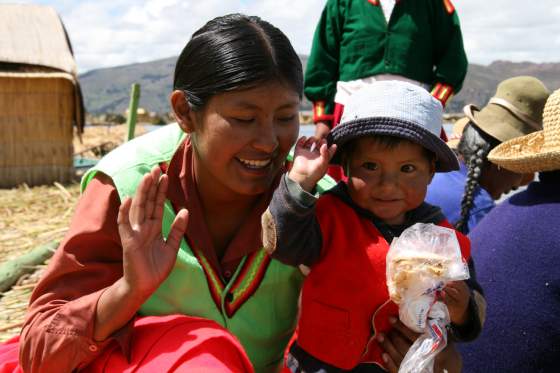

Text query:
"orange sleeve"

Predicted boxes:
[[19, 175, 133, 373]]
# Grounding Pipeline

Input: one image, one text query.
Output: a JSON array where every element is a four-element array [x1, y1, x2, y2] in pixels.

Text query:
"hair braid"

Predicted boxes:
[[456, 146, 485, 233], [454, 123, 500, 233]]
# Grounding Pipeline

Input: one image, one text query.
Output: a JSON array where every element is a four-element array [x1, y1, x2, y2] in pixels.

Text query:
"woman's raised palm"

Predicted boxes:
[[117, 166, 189, 298]]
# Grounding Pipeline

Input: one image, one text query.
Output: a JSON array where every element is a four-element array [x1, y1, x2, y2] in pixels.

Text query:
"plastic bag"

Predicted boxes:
[[399, 302, 449, 373], [386, 223, 469, 373]]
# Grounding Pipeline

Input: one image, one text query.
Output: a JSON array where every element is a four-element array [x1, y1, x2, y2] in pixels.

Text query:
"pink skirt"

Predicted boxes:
[[0, 315, 254, 373]]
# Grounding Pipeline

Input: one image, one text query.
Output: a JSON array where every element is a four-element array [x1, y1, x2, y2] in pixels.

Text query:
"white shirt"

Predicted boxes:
[[380, 0, 396, 23]]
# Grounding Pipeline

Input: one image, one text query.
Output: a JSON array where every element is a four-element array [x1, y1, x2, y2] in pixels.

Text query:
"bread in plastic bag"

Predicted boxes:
[[387, 222, 469, 313], [385, 223, 470, 373]]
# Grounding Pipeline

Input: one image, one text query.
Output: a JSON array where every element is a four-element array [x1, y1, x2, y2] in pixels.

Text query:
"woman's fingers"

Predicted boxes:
[[165, 209, 189, 251], [390, 318, 420, 342], [382, 352, 399, 373], [144, 166, 161, 220], [153, 174, 169, 222], [117, 197, 134, 237], [377, 332, 405, 369], [130, 172, 153, 227], [378, 319, 421, 370]]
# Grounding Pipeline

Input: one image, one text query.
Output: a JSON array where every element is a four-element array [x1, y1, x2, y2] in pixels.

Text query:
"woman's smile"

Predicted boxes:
[[236, 156, 273, 170]]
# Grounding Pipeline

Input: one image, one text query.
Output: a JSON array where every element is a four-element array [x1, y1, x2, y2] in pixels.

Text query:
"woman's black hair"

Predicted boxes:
[[455, 122, 501, 233], [173, 13, 303, 111]]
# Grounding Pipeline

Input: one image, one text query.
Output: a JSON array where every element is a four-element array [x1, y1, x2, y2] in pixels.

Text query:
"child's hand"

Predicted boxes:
[[288, 136, 337, 192], [442, 281, 470, 326]]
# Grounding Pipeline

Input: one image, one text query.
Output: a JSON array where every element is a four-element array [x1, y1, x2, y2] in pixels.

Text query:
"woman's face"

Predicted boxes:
[[480, 163, 525, 200], [184, 81, 300, 198]]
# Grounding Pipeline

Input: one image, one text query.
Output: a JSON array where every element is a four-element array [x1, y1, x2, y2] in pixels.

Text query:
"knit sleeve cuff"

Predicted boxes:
[[285, 174, 319, 208], [312, 101, 334, 125], [448, 289, 485, 342], [431, 83, 454, 107]]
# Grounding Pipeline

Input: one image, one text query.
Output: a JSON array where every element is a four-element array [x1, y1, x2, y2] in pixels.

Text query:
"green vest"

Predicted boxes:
[[81, 123, 336, 373]]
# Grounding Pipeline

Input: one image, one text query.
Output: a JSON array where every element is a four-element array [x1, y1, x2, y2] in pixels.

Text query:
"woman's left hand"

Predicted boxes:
[[378, 318, 462, 373]]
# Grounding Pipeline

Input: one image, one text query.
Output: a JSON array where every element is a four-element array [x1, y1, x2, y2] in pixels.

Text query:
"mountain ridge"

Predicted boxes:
[[80, 56, 560, 115]]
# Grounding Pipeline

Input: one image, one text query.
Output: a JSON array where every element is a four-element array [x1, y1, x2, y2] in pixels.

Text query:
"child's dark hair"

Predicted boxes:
[[173, 14, 303, 111], [455, 122, 500, 233]]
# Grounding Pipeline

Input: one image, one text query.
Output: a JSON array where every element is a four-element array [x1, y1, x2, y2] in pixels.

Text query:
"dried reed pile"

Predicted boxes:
[[0, 123, 151, 341], [74, 123, 146, 158]]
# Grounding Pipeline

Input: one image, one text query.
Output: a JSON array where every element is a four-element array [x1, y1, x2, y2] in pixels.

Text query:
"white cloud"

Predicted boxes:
[[2, 0, 559, 72]]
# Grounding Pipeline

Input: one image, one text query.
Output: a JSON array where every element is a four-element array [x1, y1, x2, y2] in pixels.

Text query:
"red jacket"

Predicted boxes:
[[297, 194, 470, 370]]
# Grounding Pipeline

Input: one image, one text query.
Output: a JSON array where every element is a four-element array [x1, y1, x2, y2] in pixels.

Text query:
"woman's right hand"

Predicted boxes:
[[118, 165, 189, 299], [378, 318, 463, 373]]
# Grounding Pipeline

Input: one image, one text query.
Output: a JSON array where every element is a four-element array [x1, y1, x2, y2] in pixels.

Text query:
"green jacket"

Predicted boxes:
[[81, 124, 335, 373], [305, 0, 468, 121]]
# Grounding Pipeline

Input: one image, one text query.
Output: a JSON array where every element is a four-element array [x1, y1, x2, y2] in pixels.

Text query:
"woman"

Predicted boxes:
[[460, 88, 560, 372], [0, 14, 462, 373], [426, 76, 550, 233]]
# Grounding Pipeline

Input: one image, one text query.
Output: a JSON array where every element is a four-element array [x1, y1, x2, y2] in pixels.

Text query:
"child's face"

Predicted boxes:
[[346, 138, 435, 225]]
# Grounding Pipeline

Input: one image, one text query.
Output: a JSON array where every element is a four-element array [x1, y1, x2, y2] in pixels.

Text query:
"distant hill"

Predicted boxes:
[[80, 56, 560, 115]]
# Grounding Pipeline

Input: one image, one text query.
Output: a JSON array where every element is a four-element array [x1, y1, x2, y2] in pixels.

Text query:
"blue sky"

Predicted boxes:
[[4, 0, 560, 72]]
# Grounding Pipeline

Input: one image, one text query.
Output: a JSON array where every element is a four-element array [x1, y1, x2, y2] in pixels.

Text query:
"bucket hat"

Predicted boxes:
[[464, 76, 549, 142], [329, 81, 459, 172], [488, 88, 560, 173]]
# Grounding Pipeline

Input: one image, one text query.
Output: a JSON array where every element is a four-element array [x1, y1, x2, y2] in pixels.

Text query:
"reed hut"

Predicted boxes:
[[0, 4, 84, 188]]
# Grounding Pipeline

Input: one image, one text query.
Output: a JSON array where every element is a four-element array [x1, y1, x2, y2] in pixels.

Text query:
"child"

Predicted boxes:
[[262, 81, 485, 372]]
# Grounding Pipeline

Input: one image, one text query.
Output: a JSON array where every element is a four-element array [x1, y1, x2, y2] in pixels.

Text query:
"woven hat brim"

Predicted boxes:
[[488, 131, 560, 173], [446, 117, 469, 150], [329, 117, 459, 172]]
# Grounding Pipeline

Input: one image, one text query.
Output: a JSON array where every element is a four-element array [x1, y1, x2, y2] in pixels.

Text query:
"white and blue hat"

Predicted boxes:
[[329, 81, 459, 172]]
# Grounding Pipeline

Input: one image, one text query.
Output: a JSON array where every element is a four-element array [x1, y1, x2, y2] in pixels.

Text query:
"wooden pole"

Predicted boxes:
[[0, 241, 58, 293], [125, 83, 141, 142]]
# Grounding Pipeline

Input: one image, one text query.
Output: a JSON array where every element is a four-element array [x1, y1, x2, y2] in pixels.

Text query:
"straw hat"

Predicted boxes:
[[488, 88, 560, 173], [464, 76, 549, 142], [329, 81, 459, 171], [446, 116, 469, 149]]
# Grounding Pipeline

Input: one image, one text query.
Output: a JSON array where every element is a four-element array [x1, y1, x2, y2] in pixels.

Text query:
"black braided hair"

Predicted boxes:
[[455, 122, 500, 233]]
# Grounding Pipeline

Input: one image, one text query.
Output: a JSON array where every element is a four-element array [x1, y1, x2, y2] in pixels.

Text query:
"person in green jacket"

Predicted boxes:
[[306, 0, 468, 140]]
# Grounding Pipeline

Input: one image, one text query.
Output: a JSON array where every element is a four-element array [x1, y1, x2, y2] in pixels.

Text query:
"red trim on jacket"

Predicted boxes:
[[442, 0, 455, 15], [297, 194, 470, 370], [312, 101, 334, 125], [431, 82, 454, 107]]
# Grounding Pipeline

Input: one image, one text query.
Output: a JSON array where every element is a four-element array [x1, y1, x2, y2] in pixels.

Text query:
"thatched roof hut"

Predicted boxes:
[[0, 4, 84, 188]]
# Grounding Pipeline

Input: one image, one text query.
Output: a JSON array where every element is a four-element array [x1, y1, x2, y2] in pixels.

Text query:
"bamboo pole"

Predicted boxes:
[[0, 241, 57, 293], [125, 83, 141, 142]]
